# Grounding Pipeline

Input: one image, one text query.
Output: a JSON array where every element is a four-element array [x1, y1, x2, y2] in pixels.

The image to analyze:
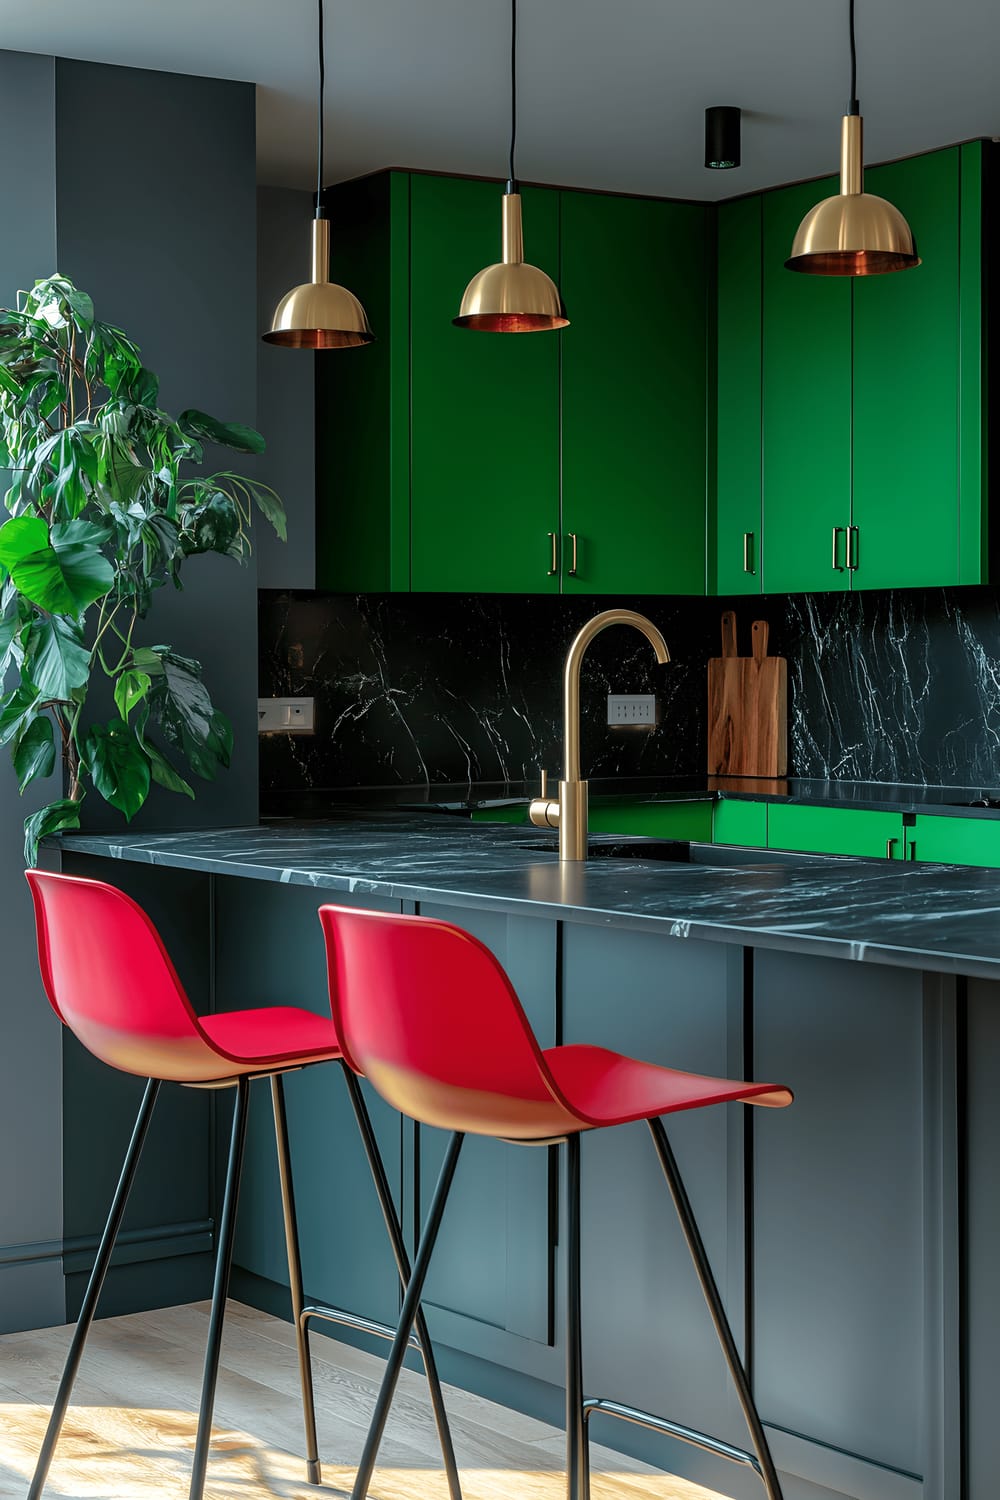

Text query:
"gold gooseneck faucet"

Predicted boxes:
[[529, 609, 671, 861]]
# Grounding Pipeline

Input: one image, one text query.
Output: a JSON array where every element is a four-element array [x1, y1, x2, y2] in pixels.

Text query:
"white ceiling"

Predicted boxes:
[[3, 0, 999, 200]]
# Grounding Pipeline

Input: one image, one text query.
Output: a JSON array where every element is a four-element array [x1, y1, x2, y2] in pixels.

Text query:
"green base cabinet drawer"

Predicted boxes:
[[713, 798, 768, 847], [910, 815, 1000, 868], [767, 804, 905, 859], [587, 800, 714, 840]]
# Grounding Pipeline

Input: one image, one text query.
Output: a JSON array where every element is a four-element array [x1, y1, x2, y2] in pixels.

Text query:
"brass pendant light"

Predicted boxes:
[[786, 0, 919, 277], [454, 0, 568, 332], [263, 0, 373, 347]]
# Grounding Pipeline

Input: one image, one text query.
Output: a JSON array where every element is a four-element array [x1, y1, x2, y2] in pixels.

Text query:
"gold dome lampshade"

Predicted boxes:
[[263, 217, 373, 348], [786, 114, 919, 276], [455, 189, 568, 332]]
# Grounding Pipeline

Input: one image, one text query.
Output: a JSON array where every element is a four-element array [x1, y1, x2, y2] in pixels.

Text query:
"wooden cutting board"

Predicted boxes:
[[707, 611, 788, 777]]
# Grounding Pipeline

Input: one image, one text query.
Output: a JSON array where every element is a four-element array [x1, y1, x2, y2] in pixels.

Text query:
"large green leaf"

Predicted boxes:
[[178, 409, 265, 455], [23, 796, 82, 867], [0, 515, 113, 613], [85, 720, 150, 819], [180, 490, 246, 560], [26, 614, 90, 700], [0, 682, 39, 745], [135, 707, 194, 799], [13, 714, 55, 791], [148, 650, 232, 780], [114, 668, 151, 722]]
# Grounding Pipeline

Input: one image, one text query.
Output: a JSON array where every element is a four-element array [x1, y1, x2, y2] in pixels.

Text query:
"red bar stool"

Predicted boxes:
[[24, 871, 462, 1500], [318, 903, 794, 1500]]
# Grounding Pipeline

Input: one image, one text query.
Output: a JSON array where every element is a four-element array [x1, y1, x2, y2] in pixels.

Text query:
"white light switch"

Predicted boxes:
[[258, 697, 315, 733]]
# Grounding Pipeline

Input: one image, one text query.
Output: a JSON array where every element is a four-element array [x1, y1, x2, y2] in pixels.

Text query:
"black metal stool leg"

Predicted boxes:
[[271, 1073, 322, 1485], [341, 1065, 463, 1500], [351, 1132, 464, 1500], [27, 1078, 160, 1500], [565, 1133, 589, 1500], [189, 1075, 251, 1500], [647, 1117, 784, 1500]]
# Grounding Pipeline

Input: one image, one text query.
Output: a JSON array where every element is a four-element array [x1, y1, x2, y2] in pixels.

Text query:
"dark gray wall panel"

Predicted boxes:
[[0, 50, 64, 1333], [54, 58, 259, 829], [256, 186, 316, 588], [561, 924, 750, 1499], [213, 876, 403, 1328], [965, 977, 1000, 1500], [754, 950, 925, 1477]]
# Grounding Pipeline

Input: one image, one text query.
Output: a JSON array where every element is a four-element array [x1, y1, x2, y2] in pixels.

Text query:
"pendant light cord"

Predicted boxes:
[[507, 0, 518, 192], [315, 0, 325, 217], [848, 0, 859, 115]]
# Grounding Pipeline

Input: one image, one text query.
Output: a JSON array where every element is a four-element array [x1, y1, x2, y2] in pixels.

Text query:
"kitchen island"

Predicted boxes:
[[54, 811, 1000, 1500]]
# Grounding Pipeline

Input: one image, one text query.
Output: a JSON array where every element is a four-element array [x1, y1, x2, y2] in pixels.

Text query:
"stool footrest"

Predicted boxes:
[[582, 1397, 764, 1478], [301, 1302, 423, 1354]]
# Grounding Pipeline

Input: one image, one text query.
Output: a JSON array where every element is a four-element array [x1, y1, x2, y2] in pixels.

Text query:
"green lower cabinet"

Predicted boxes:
[[909, 815, 1000, 868], [472, 798, 714, 840], [712, 797, 767, 847], [767, 803, 905, 860], [587, 799, 713, 840]]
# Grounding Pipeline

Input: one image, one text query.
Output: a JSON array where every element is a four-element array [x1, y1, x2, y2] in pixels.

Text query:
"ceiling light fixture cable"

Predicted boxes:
[[508, 0, 517, 189], [453, 0, 568, 331], [263, 0, 374, 347], [785, 0, 919, 276], [316, 0, 325, 215]]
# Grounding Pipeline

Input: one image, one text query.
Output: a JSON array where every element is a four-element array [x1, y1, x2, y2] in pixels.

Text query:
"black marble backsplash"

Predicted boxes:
[[259, 586, 1000, 796]]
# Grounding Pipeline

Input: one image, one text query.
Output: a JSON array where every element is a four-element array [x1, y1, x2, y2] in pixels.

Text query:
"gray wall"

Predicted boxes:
[[0, 51, 65, 1334], [256, 185, 317, 588], [0, 50, 262, 1334], [55, 58, 260, 830]]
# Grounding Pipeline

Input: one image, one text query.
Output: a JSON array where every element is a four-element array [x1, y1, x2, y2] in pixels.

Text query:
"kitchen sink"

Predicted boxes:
[[511, 836, 833, 867]]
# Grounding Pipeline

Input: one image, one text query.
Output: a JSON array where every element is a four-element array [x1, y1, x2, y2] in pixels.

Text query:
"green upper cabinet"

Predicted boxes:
[[716, 195, 763, 594], [852, 147, 968, 589], [560, 191, 708, 595], [316, 172, 411, 592], [409, 175, 561, 593], [761, 176, 853, 594]]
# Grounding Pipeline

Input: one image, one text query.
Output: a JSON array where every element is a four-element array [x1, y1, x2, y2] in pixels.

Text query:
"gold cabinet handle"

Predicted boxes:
[[568, 532, 579, 577], [832, 526, 845, 571], [743, 532, 755, 574], [847, 525, 859, 571], [886, 837, 898, 860], [547, 531, 558, 576]]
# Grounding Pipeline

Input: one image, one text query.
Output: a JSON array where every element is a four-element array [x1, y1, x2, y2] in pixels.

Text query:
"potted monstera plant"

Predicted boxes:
[[0, 275, 285, 862]]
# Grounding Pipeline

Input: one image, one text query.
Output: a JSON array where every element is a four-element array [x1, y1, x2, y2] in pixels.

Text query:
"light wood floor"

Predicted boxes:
[[0, 1301, 728, 1500]]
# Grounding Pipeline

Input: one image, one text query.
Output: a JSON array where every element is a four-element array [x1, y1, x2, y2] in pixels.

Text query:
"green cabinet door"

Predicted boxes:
[[713, 797, 768, 847], [560, 191, 707, 596], [852, 149, 964, 589], [409, 175, 561, 593], [716, 196, 763, 594], [910, 814, 1000, 868], [761, 178, 852, 594], [767, 803, 905, 859]]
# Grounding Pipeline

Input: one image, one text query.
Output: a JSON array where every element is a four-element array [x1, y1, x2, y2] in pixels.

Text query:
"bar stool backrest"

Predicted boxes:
[[26, 869, 224, 1081], [318, 904, 572, 1135]]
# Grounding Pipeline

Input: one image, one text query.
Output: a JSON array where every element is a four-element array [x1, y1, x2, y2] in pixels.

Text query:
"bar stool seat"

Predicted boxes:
[[318, 903, 794, 1500], [23, 871, 462, 1500], [198, 1004, 341, 1071]]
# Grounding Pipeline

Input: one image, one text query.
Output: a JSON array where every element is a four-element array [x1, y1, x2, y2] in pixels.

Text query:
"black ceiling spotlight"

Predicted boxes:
[[705, 106, 741, 170]]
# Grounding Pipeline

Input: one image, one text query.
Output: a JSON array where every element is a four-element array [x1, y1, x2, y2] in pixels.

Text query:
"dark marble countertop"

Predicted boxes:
[[58, 809, 1000, 982], [262, 774, 1000, 820]]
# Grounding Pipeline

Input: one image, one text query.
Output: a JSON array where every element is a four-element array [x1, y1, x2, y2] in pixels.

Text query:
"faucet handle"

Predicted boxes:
[[539, 768, 549, 798]]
